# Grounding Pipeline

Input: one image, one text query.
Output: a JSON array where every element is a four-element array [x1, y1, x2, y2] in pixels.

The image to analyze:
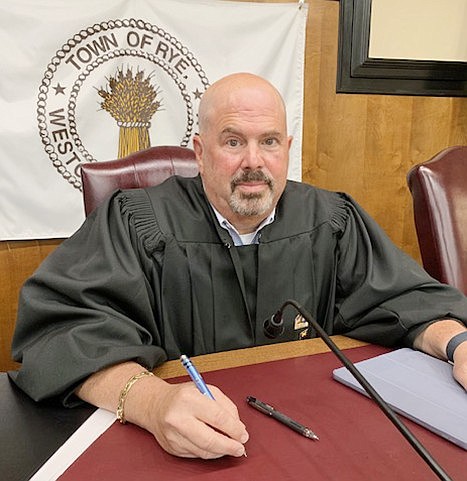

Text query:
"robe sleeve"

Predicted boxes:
[[10, 190, 167, 405], [332, 194, 467, 347]]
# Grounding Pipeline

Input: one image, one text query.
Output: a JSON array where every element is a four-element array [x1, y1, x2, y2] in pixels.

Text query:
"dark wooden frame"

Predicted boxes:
[[337, 0, 467, 96]]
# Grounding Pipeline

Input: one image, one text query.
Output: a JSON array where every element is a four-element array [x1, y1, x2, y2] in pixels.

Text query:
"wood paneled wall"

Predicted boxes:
[[0, 239, 62, 371], [1, 0, 466, 371]]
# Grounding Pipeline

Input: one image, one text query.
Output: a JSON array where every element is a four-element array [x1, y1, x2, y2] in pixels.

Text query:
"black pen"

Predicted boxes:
[[246, 396, 319, 441]]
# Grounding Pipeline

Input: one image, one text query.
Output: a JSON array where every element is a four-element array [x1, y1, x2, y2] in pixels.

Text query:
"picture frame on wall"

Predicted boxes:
[[337, 0, 467, 96]]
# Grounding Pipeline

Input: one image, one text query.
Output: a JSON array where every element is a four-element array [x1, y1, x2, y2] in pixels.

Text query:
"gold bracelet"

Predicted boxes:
[[116, 370, 155, 424]]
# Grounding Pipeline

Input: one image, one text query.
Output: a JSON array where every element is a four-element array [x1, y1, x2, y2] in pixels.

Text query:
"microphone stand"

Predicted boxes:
[[277, 299, 453, 481]]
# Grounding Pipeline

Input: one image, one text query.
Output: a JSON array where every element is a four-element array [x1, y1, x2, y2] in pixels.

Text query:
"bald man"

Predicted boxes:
[[11, 73, 467, 459]]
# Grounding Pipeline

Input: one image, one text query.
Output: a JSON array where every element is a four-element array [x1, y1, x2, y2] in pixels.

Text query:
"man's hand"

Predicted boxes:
[[452, 342, 467, 390], [75, 361, 249, 459], [144, 381, 248, 458]]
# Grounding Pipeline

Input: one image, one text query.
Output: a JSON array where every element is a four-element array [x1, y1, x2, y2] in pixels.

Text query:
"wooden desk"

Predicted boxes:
[[154, 335, 367, 378], [2, 337, 364, 481], [64, 339, 465, 481], [3, 337, 464, 481]]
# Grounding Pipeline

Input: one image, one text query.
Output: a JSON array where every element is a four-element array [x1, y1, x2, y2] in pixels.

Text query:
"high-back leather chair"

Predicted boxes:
[[407, 145, 467, 294], [81, 145, 199, 216]]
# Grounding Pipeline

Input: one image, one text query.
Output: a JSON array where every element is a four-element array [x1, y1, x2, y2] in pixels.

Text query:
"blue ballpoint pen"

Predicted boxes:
[[180, 354, 215, 400], [181, 355, 248, 457]]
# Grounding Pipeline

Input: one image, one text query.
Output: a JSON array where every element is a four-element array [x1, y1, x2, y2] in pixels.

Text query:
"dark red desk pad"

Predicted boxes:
[[59, 345, 465, 480]]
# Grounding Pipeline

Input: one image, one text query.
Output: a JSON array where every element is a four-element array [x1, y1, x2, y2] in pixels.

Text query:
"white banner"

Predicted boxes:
[[0, 0, 308, 240]]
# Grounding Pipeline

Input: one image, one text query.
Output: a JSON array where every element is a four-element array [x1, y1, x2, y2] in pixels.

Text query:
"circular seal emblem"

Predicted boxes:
[[37, 19, 209, 190]]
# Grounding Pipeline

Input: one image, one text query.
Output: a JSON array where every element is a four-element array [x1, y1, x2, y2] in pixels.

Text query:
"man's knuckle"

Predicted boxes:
[[212, 409, 230, 427]]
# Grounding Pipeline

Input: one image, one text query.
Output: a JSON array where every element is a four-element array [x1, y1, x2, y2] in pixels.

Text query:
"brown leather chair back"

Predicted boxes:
[[81, 145, 199, 216], [407, 145, 467, 294]]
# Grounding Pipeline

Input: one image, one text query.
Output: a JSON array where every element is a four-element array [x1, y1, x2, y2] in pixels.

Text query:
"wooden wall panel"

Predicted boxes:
[[1, 0, 466, 371], [303, 0, 467, 261], [0, 240, 62, 371]]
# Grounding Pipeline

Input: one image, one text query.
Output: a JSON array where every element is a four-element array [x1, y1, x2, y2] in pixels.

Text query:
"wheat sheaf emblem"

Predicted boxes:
[[98, 67, 163, 158]]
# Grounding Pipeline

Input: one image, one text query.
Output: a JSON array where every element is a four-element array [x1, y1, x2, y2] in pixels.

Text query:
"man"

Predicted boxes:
[[11, 73, 467, 460]]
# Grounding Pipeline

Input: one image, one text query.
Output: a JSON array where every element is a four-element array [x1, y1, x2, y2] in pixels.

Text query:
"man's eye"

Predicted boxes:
[[227, 139, 239, 147], [264, 138, 277, 146]]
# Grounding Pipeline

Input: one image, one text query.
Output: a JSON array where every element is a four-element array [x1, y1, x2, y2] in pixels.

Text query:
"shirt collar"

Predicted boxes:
[[211, 205, 276, 246]]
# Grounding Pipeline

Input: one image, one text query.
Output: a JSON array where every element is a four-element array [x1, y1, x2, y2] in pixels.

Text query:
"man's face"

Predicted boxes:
[[194, 85, 292, 229]]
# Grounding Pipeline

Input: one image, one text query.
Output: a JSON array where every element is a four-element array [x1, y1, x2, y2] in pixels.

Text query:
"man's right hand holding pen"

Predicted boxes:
[[146, 378, 249, 458], [75, 360, 249, 459]]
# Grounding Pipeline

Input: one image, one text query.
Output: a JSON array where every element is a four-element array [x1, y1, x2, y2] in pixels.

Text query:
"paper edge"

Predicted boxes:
[[29, 408, 116, 481]]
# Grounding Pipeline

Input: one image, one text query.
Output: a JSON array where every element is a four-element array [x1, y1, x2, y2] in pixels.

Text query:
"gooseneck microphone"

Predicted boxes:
[[264, 299, 453, 481], [263, 310, 285, 338]]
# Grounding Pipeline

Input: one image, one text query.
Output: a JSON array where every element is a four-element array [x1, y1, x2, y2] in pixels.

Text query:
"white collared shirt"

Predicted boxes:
[[211, 206, 276, 246]]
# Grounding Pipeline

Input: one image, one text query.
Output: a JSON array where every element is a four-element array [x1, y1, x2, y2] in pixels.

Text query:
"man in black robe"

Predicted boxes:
[[11, 73, 467, 459]]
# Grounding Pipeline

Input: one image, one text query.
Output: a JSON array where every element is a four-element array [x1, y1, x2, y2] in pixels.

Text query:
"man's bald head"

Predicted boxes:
[[198, 73, 287, 134]]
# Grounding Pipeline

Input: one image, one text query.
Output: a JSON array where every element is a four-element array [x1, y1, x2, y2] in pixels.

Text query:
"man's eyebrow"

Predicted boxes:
[[219, 128, 283, 138], [220, 127, 241, 136], [259, 130, 283, 138]]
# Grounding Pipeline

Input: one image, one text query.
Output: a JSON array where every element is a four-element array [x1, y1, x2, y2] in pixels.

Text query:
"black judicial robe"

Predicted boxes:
[[10, 176, 467, 403]]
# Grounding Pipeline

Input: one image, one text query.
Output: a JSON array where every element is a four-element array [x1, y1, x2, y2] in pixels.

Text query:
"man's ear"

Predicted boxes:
[[192, 134, 204, 173]]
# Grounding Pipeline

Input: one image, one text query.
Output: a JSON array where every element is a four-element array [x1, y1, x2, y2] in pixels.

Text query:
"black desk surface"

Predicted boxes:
[[1, 373, 94, 481]]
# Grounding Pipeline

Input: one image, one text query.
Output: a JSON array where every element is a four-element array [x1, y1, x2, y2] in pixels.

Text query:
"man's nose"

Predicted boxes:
[[241, 143, 265, 169]]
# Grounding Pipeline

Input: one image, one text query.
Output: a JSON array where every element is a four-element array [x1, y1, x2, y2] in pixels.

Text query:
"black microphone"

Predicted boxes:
[[265, 299, 453, 481], [263, 310, 285, 338]]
